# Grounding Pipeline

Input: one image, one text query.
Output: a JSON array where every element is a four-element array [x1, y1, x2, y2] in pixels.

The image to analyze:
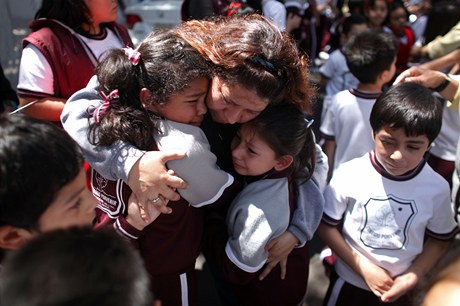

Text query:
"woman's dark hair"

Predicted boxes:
[[0, 114, 83, 231], [88, 29, 212, 150], [244, 104, 316, 187], [177, 14, 316, 114], [370, 82, 443, 144]]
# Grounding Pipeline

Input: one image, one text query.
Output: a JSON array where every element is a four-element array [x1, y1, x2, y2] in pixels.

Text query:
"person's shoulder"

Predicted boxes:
[[335, 153, 370, 175], [419, 163, 451, 192], [155, 120, 209, 153]]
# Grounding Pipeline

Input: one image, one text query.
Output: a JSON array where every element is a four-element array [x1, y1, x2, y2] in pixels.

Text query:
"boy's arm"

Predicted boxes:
[[317, 221, 394, 297], [380, 237, 451, 303], [322, 138, 336, 182]]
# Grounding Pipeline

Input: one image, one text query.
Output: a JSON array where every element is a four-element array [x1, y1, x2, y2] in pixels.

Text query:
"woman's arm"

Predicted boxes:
[[260, 143, 327, 279], [61, 77, 186, 208]]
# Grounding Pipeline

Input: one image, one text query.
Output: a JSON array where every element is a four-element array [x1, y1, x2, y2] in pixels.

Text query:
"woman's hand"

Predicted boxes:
[[393, 66, 445, 89], [259, 231, 298, 280], [128, 151, 188, 214]]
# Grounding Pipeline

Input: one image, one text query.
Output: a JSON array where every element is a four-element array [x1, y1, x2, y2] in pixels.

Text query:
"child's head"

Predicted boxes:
[[231, 104, 316, 181], [91, 28, 212, 150], [370, 82, 442, 175], [0, 226, 153, 306], [363, 0, 389, 28], [386, 0, 410, 37], [343, 29, 398, 84], [340, 14, 369, 45], [0, 114, 96, 249]]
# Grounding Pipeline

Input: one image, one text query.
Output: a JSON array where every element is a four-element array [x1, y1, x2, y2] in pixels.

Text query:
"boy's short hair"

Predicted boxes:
[[341, 14, 368, 36], [0, 114, 84, 230], [370, 82, 443, 143], [0, 226, 152, 306], [343, 29, 398, 84]]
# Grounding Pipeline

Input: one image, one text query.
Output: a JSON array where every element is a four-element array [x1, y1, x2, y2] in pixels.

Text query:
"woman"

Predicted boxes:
[[17, 0, 132, 125], [62, 13, 326, 303]]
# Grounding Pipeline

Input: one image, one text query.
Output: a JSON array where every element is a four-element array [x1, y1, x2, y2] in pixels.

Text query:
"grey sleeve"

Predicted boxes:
[[61, 76, 144, 182], [155, 121, 234, 207], [225, 179, 291, 272], [287, 137, 327, 245], [288, 175, 325, 247]]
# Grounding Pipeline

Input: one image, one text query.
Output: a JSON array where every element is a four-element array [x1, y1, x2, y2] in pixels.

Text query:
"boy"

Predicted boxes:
[[0, 226, 154, 306], [319, 14, 369, 99], [320, 29, 398, 180], [0, 114, 97, 260], [318, 82, 460, 306]]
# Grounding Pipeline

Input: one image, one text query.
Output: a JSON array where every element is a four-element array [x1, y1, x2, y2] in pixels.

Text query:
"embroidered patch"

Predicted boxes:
[[360, 195, 417, 250], [91, 170, 127, 218]]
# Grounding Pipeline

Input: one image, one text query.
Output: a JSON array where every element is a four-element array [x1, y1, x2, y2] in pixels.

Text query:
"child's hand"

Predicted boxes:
[[259, 231, 298, 280], [126, 193, 163, 230], [380, 272, 418, 303], [359, 259, 394, 298]]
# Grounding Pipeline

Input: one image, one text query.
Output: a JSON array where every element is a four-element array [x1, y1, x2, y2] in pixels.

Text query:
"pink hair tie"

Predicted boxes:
[[93, 90, 119, 123], [122, 46, 141, 65]]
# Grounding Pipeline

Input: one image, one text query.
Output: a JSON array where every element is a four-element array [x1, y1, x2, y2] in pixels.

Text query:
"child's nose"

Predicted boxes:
[[390, 150, 403, 160]]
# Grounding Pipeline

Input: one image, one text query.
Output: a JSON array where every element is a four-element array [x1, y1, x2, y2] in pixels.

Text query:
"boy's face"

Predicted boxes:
[[231, 125, 280, 176], [373, 126, 430, 176], [151, 77, 209, 126], [38, 168, 97, 233], [342, 23, 369, 43]]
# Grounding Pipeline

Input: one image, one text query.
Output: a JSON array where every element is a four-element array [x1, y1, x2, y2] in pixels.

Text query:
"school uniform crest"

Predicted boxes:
[[91, 170, 127, 218], [360, 195, 417, 250]]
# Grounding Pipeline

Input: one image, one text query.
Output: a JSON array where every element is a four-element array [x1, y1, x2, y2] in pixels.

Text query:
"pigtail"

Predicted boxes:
[[88, 46, 157, 150]]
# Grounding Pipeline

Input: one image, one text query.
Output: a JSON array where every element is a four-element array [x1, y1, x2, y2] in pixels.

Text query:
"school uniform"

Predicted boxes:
[[322, 150, 460, 306]]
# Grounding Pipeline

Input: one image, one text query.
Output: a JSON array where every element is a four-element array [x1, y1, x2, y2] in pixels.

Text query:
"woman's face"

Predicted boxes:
[[85, 0, 118, 26], [206, 76, 269, 124]]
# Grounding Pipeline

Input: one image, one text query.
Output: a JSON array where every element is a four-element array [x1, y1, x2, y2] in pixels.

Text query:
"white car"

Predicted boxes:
[[124, 0, 183, 46]]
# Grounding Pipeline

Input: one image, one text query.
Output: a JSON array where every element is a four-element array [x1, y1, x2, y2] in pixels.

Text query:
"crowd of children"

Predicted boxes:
[[1, 1, 460, 306]]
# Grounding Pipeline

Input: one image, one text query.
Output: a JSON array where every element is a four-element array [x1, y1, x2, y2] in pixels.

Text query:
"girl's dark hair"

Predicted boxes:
[[177, 14, 316, 114], [370, 82, 443, 143], [0, 114, 83, 231], [88, 29, 212, 150], [244, 104, 316, 187], [35, 0, 94, 34]]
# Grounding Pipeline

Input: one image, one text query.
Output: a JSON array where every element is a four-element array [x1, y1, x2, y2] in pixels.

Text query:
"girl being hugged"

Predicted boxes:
[[205, 104, 324, 306], [85, 29, 238, 306]]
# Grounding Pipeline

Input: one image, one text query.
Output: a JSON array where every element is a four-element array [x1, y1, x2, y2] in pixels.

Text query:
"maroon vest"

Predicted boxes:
[[20, 19, 133, 100]]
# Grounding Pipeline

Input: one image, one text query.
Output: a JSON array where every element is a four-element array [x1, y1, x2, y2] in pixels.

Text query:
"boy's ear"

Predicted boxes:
[[274, 155, 294, 171], [0, 225, 34, 250]]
